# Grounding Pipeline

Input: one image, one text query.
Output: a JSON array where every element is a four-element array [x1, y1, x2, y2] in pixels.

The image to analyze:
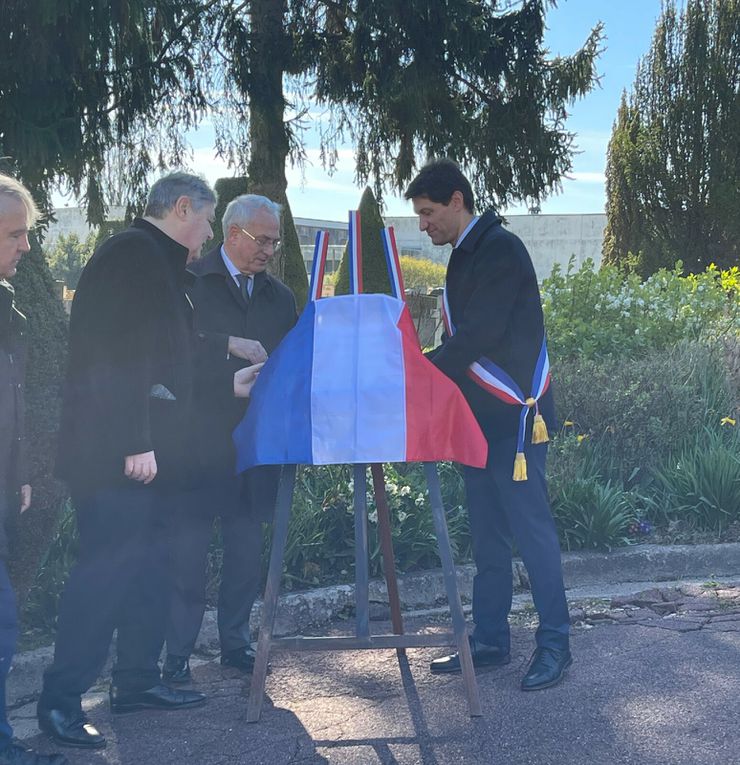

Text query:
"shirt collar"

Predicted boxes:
[[455, 215, 481, 248], [220, 246, 252, 286]]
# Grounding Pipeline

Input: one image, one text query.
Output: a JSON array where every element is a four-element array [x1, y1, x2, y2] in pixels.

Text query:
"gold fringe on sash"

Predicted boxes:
[[532, 413, 549, 445], [513, 452, 528, 482]]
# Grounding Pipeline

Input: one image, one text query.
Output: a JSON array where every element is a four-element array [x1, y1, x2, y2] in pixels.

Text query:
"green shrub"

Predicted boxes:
[[20, 502, 78, 638], [552, 477, 635, 551], [399, 256, 446, 294], [9, 237, 69, 605], [553, 341, 736, 485], [542, 259, 739, 361], [651, 428, 740, 534], [45, 232, 96, 289]]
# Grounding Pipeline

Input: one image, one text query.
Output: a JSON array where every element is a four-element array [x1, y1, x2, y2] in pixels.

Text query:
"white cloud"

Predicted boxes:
[[568, 171, 606, 184]]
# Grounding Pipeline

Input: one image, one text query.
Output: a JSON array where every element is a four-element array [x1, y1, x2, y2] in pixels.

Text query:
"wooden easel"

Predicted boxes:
[[246, 461, 482, 722]]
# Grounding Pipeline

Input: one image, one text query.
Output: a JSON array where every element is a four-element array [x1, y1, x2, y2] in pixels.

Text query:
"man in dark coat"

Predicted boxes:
[[36, 173, 218, 749], [405, 159, 571, 691], [0, 174, 67, 765], [162, 194, 297, 683]]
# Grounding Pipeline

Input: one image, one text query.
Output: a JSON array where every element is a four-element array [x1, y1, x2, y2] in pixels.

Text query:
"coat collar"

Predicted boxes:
[[0, 279, 25, 339], [131, 218, 190, 275], [455, 210, 502, 254]]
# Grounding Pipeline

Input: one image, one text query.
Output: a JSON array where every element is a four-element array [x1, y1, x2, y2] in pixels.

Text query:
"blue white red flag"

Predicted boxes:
[[308, 230, 329, 301], [348, 211, 363, 294], [233, 293, 488, 471], [381, 227, 405, 299]]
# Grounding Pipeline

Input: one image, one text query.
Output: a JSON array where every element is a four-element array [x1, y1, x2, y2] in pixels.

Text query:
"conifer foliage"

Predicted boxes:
[[7, 239, 69, 602], [603, 0, 739, 276]]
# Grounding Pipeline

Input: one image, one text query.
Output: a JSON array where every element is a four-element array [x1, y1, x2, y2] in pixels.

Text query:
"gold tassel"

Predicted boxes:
[[532, 413, 549, 444], [513, 452, 528, 482]]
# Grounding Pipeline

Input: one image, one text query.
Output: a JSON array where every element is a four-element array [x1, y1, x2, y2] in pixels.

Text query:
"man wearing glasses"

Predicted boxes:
[[162, 195, 297, 683]]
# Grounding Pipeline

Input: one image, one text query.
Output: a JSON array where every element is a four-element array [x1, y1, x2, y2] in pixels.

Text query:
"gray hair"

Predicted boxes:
[[222, 194, 282, 240], [144, 171, 216, 219], [0, 173, 41, 226]]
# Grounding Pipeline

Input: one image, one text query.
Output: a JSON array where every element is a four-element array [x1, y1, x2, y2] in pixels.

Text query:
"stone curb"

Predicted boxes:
[[8, 542, 740, 708]]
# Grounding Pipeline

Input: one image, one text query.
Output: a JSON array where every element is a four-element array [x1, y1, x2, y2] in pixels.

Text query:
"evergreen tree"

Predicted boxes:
[[0, 1, 217, 219], [334, 187, 392, 296], [46, 233, 96, 290], [217, 0, 603, 214], [603, 0, 739, 275], [213, 177, 250, 244], [7, 238, 69, 602]]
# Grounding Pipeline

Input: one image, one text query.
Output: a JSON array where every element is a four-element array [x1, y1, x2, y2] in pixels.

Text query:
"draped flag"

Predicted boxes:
[[348, 210, 363, 294], [309, 230, 329, 301], [381, 227, 405, 299], [233, 293, 488, 470]]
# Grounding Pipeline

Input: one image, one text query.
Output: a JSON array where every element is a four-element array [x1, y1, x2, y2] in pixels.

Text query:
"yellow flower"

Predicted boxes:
[[720, 417, 736, 427], [576, 434, 588, 443], [563, 420, 574, 427]]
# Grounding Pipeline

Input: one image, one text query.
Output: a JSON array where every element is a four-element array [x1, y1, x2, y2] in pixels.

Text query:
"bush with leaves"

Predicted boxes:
[[45, 232, 95, 289], [542, 259, 739, 361], [399, 256, 447, 294], [651, 428, 740, 535], [553, 341, 736, 485]]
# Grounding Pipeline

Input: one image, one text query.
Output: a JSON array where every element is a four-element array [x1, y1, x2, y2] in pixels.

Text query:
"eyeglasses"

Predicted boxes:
[[239, 226, 281, 251]]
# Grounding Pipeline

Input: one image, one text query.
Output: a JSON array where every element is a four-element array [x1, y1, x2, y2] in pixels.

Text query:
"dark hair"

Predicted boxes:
[[404, 159, 475, 213]]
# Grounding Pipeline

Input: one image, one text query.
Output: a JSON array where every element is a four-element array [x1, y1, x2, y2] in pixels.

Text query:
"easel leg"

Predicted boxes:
[[353, 464, 370, 639], [247, 464, 297, 722], [370, 463, 405, 655], [423, 462, 482, 717]]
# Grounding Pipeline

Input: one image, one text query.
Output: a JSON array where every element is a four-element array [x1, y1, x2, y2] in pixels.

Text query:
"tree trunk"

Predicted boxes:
[[247, 0, 290, 279]]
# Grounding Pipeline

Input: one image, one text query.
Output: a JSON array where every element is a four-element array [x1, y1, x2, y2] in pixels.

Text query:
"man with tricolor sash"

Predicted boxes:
[[405, 159, 571, 691]]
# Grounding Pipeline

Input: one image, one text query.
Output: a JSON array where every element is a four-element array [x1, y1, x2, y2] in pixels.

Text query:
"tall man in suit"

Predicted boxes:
[[162, 194, 297, 683], [37, 173, 219, 749], [0, 175, 68, 765], [405, 160, 571, 691]]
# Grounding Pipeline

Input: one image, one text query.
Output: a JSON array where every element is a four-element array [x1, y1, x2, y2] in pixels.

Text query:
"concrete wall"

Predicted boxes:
[[48, 208, 606, 282], [385, 213, 607, 281]]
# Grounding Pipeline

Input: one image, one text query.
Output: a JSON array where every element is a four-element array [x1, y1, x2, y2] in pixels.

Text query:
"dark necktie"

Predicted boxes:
[[237, 274, 251, 305]]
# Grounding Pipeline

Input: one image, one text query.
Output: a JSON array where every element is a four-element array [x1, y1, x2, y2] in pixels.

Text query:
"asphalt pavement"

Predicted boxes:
[[10, 579, 740, 765]]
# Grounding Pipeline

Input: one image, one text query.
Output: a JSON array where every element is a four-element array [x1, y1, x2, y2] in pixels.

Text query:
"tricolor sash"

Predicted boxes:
[[442, 288, 551, 481]]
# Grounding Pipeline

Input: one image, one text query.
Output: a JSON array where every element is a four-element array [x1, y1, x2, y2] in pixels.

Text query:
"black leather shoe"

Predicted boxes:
[[0, 741, 70, 765], [430, 636, 510, 674], [162, 654, 191, 684], [36, 707, 106, 750], [109, 683, 206, 714], [220, 646, 257, 673], [521, 646, 572, 691]]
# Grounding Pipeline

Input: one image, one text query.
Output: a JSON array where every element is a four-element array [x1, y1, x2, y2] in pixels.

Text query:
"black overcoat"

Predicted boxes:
[[430, 210, 556, 442], [0, 280, 28, 557], [56, 219, 194, 493], [187, 246, 297, 498]]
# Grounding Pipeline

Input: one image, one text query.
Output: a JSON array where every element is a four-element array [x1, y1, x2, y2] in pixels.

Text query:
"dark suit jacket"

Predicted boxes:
[[187, 246, 297, 510], [57, 219, 194, 493], [0, 280, 28, 557], [431, 210, 556, 442]]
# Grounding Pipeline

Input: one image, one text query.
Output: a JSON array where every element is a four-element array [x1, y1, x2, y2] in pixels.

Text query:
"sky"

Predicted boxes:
[[55, 0, 670, 219]]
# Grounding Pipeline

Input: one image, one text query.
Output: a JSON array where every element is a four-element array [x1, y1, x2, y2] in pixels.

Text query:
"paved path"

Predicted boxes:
[[12, 582, 740, 765]]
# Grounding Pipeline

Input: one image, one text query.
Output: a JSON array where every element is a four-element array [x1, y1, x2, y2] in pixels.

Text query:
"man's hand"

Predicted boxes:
[[234, 363, 265, 398], [124, 451, 158, 484], [228, 336, 267, 364], [19, 484, 31, 513]]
